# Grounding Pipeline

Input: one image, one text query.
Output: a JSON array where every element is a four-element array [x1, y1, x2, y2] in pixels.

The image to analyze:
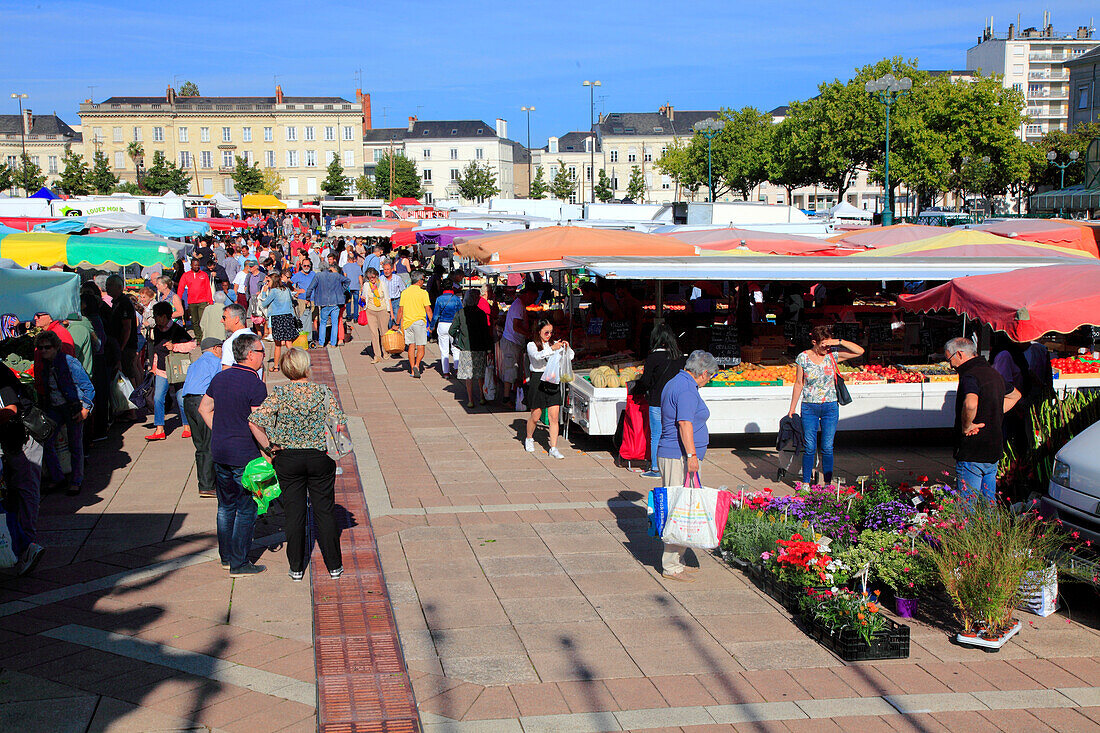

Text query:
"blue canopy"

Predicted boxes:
[[0, 268, 80, 320], [29, 186, 58, 200], [37, 213, 211, 238], [145, 216, 210, 238], [38, 217, 86, 233]]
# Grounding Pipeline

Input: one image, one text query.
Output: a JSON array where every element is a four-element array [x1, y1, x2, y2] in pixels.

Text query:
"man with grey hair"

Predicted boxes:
[[945, 337, 1021, 503], [655, 349, 718, 582], [395, 270, 433, 378]]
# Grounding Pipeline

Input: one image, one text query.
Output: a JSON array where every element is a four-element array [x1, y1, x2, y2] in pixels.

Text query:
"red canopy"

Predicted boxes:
[[190, 217, 247, 231], [285, 207, 320, 215], [388, 197, 421, 207], [0, 216, 58, 231], [898, 263, 1100, 341]]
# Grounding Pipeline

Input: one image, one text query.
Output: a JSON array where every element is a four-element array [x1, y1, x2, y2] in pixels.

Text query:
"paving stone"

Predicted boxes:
[[0, 695, 98, 733], [514, 621, 624, 654], [615, 705, 715, 729], [1058, 686, 1100, 706], [883, 692, 982, 713], [501, 596, 601, 624], [796, 696, 896, 718], [430, 626, 526, 658], [507, 682, 572, 716], [727, 639, 841, 671], [441, 656, 539, 686], [518, 711, 621, 733], [706, 701, 807, 723], [602, 677, 664, 710], [479, 555, 564, 577]]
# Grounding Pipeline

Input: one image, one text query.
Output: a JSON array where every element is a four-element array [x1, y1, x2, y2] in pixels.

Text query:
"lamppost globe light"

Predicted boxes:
[[1069, 150, 1080, 160], [1047, 151, 1058, 161], [900, 77, 912, 90]]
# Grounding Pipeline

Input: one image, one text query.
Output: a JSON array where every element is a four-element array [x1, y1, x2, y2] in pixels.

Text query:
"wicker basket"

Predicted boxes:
[[381, 329, 405, 354]]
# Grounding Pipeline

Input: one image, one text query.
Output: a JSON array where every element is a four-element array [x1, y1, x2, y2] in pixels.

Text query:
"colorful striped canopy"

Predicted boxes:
[[850, 229, 1095, 260], [0, 231, 176, 268]]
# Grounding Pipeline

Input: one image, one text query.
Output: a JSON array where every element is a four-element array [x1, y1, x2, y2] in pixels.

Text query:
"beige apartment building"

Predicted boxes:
[[1, 110, 81, 190], [77, 86, 369, 198]]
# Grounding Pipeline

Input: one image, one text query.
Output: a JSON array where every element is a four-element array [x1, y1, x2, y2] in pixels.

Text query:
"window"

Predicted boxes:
[[1013, 45, 1024, 56], [644, 149, 653, 162], [113, 151, 124, 168], [200, 127, 210, 142], [475, 148, 484, 160], [305, 150, 317, 167], [242, 127, 252, 143], [450, 148, 458, 160], [423, 192, 433, 204], [263, 127, 273, 142], [222, 127, 231, 143], [422, 148, 431, 159], [568, 191, 577, 204], [224, 179, 234, 194], [287, 150, 299, 167], [567, 166, 576, 180], [585, 165, 592, 181], [661, 146, 668, 157], [343, 125, 353, 141], [147, 126, 161, 143], [327, 150, 338, 164], [48, 156, 58, 174], [132, 127, 142, 142], [243, 151, 253, 165], [1012, 82, 1024, 92], [306, 177, 317, 194], [450, 168, 460, 181], [324, 126, 335, 141], [422, 169, 432, 182], [92, 127, 103, 143], [611, 175, 618, 190], [264, 150, 275, 167], [343, 150, 354, 166], [178, 127, 188, 142], [373, 149, 384, 162], [1080, 86, 1090, 110], [661, 174, 671, 190], [179, 151, 191, 168], [1012, 63, 1024, 75], [112, 126, 123, 142], [1026, 124, 1043, 135], [305, 126, 315, 141], [287, 177, 299, 195], [286, 126, 297, 141], [549, 139, 558, 154], [5, 155, 15, 169], [200, 151, 212, 168], [222, 150, 234, 168], [29, 156, 38, 167], [609, 150, 618, 163], [202, 178, 213, 195], [627, 148, 637, 162]]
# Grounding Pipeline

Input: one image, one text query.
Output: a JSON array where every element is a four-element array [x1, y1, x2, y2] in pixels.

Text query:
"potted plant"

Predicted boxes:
[[759, 533, 851, 612], [719, 507, 802, 569], [861, 530, 938, 617], [799, 587, 910, 661]]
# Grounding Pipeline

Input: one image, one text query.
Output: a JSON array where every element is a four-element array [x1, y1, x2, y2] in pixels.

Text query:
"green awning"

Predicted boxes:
[[1029, 185, 1100, 211]]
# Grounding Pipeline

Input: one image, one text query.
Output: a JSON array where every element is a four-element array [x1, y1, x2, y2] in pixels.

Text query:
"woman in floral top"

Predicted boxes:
[[786, 324, 864, 485], [249, 347, 348, 580]]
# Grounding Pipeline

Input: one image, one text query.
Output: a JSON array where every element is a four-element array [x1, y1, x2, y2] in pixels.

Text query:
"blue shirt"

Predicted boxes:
[[260, 287, 295, 317], [291, 270, 315, 297], [342, 261, 363, 291], [178, 351, 223, 399], [430, 291, 462, 328], [206, 365, 268, 466], [364, 253, 381, 274], [657, 370, 710, 460], [304, 270, 350, 307]]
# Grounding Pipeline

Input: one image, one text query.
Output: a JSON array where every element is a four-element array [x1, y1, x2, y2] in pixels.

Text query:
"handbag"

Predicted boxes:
[[167, 351, 194, 384], [832, 354, 852, 406], [324, 413, 353, 461], [21, 405, 57, 444]]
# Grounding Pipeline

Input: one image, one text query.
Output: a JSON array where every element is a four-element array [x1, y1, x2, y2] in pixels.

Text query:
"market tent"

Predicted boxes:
[[29, 186, 58, 200], [828, 201, 872, 220], [0, 217, 58, 232], [898, 263, 1100, 341], [665, 228, 836, 255], [0, 268, 80, 320], [0, 232, 176, 267], [849, 229, 1094, 259], [1029, 184, 1100, 213], [957, 219, 1099, 258], [241, 194, 286, 210], [416, 228, 487, 247], [827, 223, 944, 248], [209, 192, 241, 213], [39, 212, 211, 238], [388, 197, 421, 207], [456, 226, 697, 265], [0, 223, 21, 235], [190, 217, 247, 231], [286, 207, 320, 215]]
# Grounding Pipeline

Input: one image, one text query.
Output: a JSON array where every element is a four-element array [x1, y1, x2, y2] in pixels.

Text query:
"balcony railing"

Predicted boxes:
[[1029, 52, 1069, 62], [1028, 90, 1069, 99], [1029, 70, 1070, 80]]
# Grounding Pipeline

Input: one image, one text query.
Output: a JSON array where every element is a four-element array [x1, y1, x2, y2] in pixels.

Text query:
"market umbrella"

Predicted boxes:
[[241, 193, 286, 210], [454, 225, 697, 265], [416, 228, 487, 247], [850, 229, 1095, 260], [0, 268, 80, 321], [898, 263, 1100, 341], [665, 228, 836, 255], [827, 224, 945, 248], [957, 219, 1099, 258], [0, 217, 59, 232], [0, 232, 176, 268], [190, 217, 248, 231]]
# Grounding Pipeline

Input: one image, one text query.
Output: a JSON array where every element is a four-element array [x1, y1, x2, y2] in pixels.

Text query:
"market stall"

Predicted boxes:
[[0, 268, 80, 321], [0, 231, 177, 268]]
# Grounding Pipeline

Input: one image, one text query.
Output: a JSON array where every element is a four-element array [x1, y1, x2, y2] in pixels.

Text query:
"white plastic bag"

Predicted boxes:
[[483, 363, 497, 400], [1018, 563, 1058, 617], [0, 509, 17, 568], [661, 476, 723, 550], [541, 351, 561, 385]]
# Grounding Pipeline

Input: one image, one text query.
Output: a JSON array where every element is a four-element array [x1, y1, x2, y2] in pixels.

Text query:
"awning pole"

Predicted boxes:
[[655, 280, 664, 326]]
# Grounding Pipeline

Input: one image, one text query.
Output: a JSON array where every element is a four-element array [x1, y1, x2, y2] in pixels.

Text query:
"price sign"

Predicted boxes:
[[709, 324, 741, 366], [607, 320, 630, 341], [586, 317, 604, 336], [867, 323, 894, 344]]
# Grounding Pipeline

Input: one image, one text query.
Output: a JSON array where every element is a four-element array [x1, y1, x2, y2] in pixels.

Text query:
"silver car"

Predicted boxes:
[[1041, 420, 1100, 544]]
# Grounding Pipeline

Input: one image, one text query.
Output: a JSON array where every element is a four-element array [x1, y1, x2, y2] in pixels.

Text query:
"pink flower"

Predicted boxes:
[[760, 552, 771, 561]]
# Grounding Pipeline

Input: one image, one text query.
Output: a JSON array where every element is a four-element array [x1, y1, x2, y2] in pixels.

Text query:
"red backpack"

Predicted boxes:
[[617, 394, 649, 463]]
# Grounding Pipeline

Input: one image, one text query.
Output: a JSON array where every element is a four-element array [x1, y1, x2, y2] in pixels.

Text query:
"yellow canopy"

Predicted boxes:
[[241, 194, 286, 210]]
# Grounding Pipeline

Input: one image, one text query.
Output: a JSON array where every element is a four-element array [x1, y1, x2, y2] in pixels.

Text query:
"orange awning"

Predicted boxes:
[[454, 226, 697, 265]]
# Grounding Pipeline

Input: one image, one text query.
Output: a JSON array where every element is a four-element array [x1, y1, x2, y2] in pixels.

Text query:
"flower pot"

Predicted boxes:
[[895, 596, 918, 618], [955, 619, 1022, 651]]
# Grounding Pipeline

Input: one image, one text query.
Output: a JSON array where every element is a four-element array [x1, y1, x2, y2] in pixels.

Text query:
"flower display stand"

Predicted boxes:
[[955, 619, 1022, 651]]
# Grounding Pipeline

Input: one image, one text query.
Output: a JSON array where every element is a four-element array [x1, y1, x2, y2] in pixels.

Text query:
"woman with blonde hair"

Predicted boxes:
[[259, 271, 296, 373], [249, 348, 346, 580]]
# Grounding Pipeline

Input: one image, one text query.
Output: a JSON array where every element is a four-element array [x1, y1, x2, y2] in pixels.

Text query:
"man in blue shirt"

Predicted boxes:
[[342, 250, 364, 323], [291, 259, 317, 341], [363, 244, 383, 276], [198, 333, 268, 577], [305, 265, 350, 348], [179, 338, 224, 499]]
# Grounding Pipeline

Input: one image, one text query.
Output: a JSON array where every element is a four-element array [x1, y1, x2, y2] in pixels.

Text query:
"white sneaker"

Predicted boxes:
[[524, 438, 535, 452], [16, 543, 44, 577], [548, 447, 565, 460]]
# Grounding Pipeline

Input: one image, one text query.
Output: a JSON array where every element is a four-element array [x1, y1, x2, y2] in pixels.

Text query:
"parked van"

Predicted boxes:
[[1041, 420, 1100, 544]]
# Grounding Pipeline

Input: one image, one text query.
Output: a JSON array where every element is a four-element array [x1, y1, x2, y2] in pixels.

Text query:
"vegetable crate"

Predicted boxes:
[[802, 614, 910, 662]]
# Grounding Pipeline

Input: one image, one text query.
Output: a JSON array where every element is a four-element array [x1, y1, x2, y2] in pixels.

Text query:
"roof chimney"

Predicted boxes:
[[275, 85, 284, 104], [666, 105, 674, 121], [166, 86, 175, 104], [495, 118, 507, 139], [22, 109, 32, 136], [1008, 22, 1015, 39], [356, 89, 372, 132], [408, 116, 417, 132]]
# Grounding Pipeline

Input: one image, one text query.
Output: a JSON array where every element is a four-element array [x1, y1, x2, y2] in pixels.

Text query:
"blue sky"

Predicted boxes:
[[2, 1, 1094, 147]]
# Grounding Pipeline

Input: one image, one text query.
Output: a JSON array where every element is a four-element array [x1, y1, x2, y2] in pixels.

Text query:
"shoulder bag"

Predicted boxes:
[[832, 354, 852, 406]]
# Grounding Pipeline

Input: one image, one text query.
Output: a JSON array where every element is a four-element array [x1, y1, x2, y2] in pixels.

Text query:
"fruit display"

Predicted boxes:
[[707, 363, 794, 386], [864, 364, 925, 383], [1052, 357, 1100, 378], [585, 364, 644, 389]]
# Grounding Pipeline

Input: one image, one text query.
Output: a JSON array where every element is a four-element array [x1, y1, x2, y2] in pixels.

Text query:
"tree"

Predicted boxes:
[[230, 155, 264, 194], [594, 169, 614, 202], [57, 149, 90, 195], [456, 161, 500, 202], [549, 160, 576, 200], [767, 118, 818, 206], [177, 81, 200, 97], [139, 150, 190, 194], [13, 154, 46, 194], [705, 106, 773, 200], [88, 151, 119, 194], [372, 152, 422, 200], [355, 173, 375, 198], [113, 181, 143, 195], [529, 165, 548, 199], [260, 167, 284, 196], [1028, 122, 1100, 190], [321, 154, 349, 196], [625, 166, 646, 201], [655, 137, 704, 200], [0, 163, 12, 193]]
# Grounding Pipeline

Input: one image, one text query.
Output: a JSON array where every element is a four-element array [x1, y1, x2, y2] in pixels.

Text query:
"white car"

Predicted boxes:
[[1042, 420, 1100, 544]]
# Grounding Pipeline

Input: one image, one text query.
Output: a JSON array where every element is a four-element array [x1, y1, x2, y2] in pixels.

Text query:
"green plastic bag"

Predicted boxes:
[[242, 457, 281, 515]]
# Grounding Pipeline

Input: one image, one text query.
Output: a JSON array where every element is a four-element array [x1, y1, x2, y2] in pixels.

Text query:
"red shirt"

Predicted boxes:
[[177, 270, 214, 304], [47, 320, 76, 356]]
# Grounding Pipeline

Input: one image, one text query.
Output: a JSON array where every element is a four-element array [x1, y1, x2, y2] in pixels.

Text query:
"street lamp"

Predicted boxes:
[[865, 74, 912, 226], [521, 106, 535, 196], [693, 118, 722, 203], [10, 93, 29, 196], [582, 80, 600, 203], [1047, 149, 1080, 217]]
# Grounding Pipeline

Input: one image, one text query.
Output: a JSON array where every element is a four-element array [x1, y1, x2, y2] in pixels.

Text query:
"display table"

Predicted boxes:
[[567, 376, 1100, 437]]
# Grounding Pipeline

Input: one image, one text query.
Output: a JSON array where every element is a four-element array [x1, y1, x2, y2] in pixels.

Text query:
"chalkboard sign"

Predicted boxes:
[[867, 323, 894, 345], [586, 317, 604, 336], [607, 320, 630, 341], [920, 326, 956, 355], [784, 322, 811, 348], [1090, 325, 1100, 341], [709, 324, 741, 366], [832, 322, 863, 341], [783, 321, 797, 340]]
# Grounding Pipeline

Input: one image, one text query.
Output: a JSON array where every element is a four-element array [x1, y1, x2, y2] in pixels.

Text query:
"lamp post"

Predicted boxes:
[[10, 93, 29, 196], [1047, 149, 1080, 217], [693, 118, 722, 203], [865, 74, 911, 226], [521, 105, 534, 197], [582, 80, 600, 203]]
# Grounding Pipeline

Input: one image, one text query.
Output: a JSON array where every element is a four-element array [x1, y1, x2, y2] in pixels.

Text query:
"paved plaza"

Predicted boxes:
[[3, 342, 1100, 732]]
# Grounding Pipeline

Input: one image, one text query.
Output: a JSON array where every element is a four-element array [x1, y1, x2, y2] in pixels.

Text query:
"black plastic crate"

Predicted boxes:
[[802, 614, 911, 661], [751, 565, 840, 614]]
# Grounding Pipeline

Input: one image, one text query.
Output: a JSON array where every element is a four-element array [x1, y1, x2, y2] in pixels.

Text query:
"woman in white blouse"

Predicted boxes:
[[524, 319, 573, 459]]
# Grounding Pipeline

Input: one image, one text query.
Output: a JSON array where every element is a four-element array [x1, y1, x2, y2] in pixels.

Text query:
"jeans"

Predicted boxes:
[[2, 436, 43, 557], [153, 375, 188, 428], [214, 462, 258, 570], [389, 298, 401, 329], [801, 400, 839, 484], [183, 395, 214, 494], [648, 405, 661, 468], [319, 305, 340, 347], [956, 460, 998, 505], [346, 292, 360, 321], [272, 448, 342, 572], [44, 409, 84, 487]]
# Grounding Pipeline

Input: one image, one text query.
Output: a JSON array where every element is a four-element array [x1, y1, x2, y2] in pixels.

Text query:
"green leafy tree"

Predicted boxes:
[[13, 154, 46, 194], [140, 150, 191, 194], [177, 81, 200, 97], [0, 163, 13, 193], [355, 173, 375, 198], [113, 180, 143, 195], [456, 161, 500, 202], [529, 165, 548, 199], [767, 118, 818, 206], [260, 167, 284, 196], [625, 165, 646, 201], [88, 151, 119, 194], [372, 152, 422, 200], [1027, 122, 1100, 190], [57, 149, 90, 195], [230, 155, 264, 194], [655, 137, 704, 200], [594, 169, 614, 202], [321, 154, 350, 196], [705, 106, 773, 200], [549, 159, 576, 200]]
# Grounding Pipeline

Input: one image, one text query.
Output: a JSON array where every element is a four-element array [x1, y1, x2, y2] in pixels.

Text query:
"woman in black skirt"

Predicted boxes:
[[524, 319, 573, 459], [260, 271, 297, 372]]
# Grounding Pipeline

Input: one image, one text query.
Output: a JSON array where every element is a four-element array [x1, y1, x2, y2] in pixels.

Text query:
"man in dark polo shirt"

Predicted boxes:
[[945, 337, 1021, 504], [198, 333, 268, 577]]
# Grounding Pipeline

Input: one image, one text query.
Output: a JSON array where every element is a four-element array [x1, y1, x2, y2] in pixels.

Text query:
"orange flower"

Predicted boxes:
[[867, 603, 879, 614], [857, 612, 865, 620]]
